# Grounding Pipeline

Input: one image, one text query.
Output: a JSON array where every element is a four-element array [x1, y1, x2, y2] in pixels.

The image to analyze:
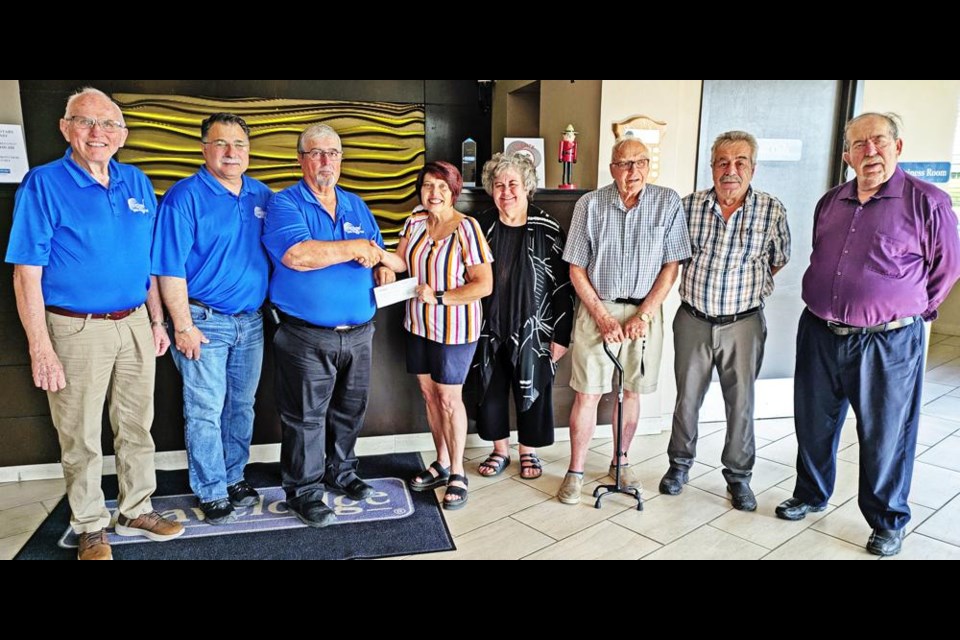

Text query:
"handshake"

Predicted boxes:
[[353, 239, 384, 269]]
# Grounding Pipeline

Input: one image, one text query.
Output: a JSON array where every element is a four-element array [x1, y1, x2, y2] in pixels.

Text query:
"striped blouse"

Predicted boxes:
[[401, 212, 494, 345]]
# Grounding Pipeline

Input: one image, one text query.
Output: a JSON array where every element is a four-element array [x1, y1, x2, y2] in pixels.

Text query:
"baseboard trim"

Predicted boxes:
[[0, 417, 666, 483]]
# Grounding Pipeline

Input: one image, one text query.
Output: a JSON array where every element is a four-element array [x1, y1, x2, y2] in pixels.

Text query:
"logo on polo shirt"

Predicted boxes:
[[254, 206, 266, 219], [344, 222, 364, 235], [127, 198, 150, 215]]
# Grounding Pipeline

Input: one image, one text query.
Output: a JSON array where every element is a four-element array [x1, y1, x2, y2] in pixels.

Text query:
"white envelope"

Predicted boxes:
[[374, 277, 418, 308]]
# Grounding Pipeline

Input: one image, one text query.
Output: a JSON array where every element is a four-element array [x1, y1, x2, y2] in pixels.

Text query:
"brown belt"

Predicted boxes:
[[46, 305, 141, 320]]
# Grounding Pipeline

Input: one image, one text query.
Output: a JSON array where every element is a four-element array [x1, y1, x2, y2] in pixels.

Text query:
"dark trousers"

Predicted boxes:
[[793, 309, 924, 530], [273, 321, 374, 503], [476, 346, 555, 448], [670, 305, 765, 484]]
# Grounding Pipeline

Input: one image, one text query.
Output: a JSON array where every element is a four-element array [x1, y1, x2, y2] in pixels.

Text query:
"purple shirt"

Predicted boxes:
[[802, 167, 960, 327]]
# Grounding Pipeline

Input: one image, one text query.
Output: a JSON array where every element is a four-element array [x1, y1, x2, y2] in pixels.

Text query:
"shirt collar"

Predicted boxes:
[[197, 165, 250, 196], [62, 148, 124, 189], [705, 184, 755, 208], [296, 180, 352, 214], [840, 166, 905, 202]]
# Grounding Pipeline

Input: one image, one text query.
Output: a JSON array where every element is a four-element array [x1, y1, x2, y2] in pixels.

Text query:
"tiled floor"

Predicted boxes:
[[4, 334, 960, 560]]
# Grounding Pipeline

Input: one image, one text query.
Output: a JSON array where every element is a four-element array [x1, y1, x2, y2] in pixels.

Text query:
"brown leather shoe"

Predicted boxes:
[[77, 529, 113, 561], [115, 510, 185, 542]]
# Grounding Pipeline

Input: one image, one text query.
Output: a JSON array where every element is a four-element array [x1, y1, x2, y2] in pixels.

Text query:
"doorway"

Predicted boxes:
[[696, 80, 850, 380]]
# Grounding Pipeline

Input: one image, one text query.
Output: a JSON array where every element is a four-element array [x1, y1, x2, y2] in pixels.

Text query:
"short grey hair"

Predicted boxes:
[[298, 123, 342, 154], [64, 87, 122, 122], [843, 111, 903, 151], [711, 130, 758, 165], [843, 112, 902, 151], [481, 152, 538, 197], [611, 136, 649, 162]]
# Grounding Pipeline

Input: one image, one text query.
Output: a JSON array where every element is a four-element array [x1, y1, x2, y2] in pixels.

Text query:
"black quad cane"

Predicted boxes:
[[593, 341, 643, 510]]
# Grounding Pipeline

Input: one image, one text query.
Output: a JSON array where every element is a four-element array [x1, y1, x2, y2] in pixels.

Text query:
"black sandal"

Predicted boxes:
[[442, 474, 469, 510], [519, 453, 543, 480], [409, 461, 449, 492], [478, 452, 511, 477]]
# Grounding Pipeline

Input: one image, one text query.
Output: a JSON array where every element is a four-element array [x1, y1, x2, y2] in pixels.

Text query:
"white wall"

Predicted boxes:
[[598, 81, 703, 430], [0, 80, 23, 124], [861, 81, 960, 334]]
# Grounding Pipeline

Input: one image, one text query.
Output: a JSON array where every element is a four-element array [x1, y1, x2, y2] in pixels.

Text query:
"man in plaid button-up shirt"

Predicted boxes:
[[659, 131, 790, 511]]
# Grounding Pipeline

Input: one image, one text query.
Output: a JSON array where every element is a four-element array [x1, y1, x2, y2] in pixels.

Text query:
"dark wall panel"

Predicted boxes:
[[0, 417, 60, 467], [3, 80, 516, 467]]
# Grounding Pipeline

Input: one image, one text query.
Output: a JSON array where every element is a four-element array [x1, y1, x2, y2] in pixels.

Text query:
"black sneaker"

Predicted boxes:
[[200, 498, 237, 525], [227, 480, 260, 508], [286, 500, 336, 528]]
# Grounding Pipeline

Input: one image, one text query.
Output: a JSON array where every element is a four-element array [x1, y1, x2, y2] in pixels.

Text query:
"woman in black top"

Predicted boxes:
[[472, 153, 574, 479]]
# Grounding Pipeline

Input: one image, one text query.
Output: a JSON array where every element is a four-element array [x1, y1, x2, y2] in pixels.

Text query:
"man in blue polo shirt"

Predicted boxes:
[[5, 87, 184, 560], [262, 123, 405, 527], [152, 113, 272, 526]]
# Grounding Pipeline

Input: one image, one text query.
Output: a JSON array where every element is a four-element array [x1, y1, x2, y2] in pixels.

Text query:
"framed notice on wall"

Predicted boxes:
[[0, 124, 29, 183], [504, 138, 546, 189]]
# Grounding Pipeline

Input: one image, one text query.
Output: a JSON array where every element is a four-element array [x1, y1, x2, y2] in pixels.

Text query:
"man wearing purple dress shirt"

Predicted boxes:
[[775, 113, 960, 556]]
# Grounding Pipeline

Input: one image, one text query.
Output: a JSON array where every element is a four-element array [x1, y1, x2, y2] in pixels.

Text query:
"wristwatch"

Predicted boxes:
[[435, 291, 445, 305], [638, 311, 654, 323]]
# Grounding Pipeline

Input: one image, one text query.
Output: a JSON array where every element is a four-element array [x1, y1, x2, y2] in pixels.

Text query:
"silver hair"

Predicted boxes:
[[711, 130, 758, 165], [611, 136, 649, 162], [298, 123, 342, 153], [63, 87, 122, 121], [481, 152, 538, 198], [843, 112, 902, 151]]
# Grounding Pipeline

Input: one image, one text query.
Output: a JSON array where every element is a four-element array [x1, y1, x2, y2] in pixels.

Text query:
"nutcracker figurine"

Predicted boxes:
[[558, 124, 578, 189]]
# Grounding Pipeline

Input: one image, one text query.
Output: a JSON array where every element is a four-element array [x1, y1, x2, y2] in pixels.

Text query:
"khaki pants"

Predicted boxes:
[[46, 306, 157, 533], [570, 301, 664, 395]]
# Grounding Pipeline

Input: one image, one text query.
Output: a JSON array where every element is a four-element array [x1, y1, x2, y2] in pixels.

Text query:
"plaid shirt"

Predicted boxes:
[[563, 183, 690, 300], [680, 186, 791, 315]]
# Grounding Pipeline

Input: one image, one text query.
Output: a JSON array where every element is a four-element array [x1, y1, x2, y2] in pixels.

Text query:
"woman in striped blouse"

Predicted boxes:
[[398, 161, 493, 510]]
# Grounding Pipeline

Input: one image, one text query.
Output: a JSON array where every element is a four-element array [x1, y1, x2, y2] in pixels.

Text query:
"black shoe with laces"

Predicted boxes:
[[200, 498, 237, 525], [227, 480, 260, 508]]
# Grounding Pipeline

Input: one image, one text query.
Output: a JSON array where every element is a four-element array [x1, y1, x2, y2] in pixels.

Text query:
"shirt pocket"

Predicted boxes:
[[739, 224, 769, 264], [864, 232, 916, 279]]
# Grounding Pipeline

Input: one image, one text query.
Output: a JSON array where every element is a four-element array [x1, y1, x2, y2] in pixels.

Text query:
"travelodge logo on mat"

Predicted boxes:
[[58, 478, 415, 548]]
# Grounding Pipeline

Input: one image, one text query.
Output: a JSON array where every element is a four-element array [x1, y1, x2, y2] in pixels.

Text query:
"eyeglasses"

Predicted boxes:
[[611, 159, 650, 171], [300, 149, 342, 161], [849, 136, 894, 153], [202, 139, 250, 150], [67, 116, 125, 132]]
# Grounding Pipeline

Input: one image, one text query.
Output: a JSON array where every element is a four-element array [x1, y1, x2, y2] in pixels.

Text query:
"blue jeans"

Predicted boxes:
[[170, 304, 264, 503]]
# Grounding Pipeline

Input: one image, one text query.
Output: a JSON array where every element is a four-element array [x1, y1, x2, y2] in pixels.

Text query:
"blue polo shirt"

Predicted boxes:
[[152, 166, 272, 314], [5, 149, 157, 313], [262, 181, 383, 326]]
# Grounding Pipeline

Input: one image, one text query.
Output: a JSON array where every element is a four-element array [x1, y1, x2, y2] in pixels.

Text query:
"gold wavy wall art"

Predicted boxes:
[[113, 94, 425, 246]]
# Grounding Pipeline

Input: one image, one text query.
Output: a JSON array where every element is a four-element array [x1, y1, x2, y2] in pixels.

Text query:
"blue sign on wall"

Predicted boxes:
[[900, 162, 952, 184]]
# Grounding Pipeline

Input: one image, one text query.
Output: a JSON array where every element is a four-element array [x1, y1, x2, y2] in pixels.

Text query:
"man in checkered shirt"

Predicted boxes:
[[557, 137, 690, 505], [658, 131, 791, 511]]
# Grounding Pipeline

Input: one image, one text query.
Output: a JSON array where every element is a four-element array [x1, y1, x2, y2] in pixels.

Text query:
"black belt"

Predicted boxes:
[[276, 309, 370, 333], [683, 302, 760, 325], [188, 299, 251, 317], [612, 297, 646, 306], [818, 313, 918, 336]]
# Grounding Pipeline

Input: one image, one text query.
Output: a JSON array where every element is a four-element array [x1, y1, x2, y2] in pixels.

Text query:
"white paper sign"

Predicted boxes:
[[0, 124, 29, 183], [374, 277, 418, 308]]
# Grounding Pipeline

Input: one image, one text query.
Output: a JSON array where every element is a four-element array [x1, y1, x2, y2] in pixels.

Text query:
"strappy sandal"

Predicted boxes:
[[409, 461, 450, 492], [443, 474, 469, 510], [478, 452, 511, 477], [519, 452, 543, 480]]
